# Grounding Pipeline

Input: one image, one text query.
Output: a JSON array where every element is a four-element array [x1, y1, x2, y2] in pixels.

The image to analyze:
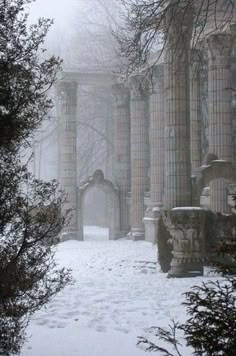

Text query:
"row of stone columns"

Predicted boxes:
[[56, 30, 235, 240], [112, 32, 236, 241]]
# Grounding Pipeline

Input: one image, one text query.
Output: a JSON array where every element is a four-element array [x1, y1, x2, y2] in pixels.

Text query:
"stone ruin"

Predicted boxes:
[[56, 2, 236, 277]]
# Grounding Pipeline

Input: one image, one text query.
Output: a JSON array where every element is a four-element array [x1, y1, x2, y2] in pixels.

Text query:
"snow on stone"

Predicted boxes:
[[172, 206, 205, 211], [21, 226, 205, 356]]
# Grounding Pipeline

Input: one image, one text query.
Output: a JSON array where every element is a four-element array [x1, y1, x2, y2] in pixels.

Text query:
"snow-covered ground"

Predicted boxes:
[[21, 226, 205, 356]]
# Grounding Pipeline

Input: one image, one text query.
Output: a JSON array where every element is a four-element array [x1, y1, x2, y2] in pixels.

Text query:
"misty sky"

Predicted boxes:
[[30, 0, 76, 22], [28, 0, 119, 70], [29, 0, 79, 30]]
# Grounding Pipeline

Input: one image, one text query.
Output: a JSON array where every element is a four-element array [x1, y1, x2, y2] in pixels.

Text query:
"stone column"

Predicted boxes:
[[129, 74, 149, 240], [144, 64, 164, 243], [207, 33, 235, 213], [112, 82, 131, 235], [190, 49, 202, 172], [163, 7, 192, 210], [57, 81, 78, 239], [150, 64, 165, 206]]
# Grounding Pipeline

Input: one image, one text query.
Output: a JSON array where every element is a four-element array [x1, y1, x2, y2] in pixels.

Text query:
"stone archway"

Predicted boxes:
[[192, 160, 236, 206], [78, 170, 121, 240]]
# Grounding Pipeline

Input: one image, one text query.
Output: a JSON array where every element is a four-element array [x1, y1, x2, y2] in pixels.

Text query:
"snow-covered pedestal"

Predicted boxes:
[[167, 207, 206, 278]]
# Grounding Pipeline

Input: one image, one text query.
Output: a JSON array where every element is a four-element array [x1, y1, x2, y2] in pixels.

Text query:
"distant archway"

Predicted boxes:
[[78, 170, 121, 240]]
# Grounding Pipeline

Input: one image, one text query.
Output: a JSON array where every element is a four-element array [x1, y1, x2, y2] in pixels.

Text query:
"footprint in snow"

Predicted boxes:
[[35, 319, 50, 326], [56, 322, 67, 328], [114, 327, 129, 334], [95, 326, 106, 332]]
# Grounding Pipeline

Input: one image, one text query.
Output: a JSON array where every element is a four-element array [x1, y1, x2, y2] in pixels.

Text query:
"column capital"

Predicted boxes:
[[207, 33, 235, 64], [190, 48, 202, 81], [152, 63, 164, 78], [56, 80, 78, 102], [128, 73, 149, 99], [112, 82, 130, 107], [190, 48, 202, 65], [150, 64, 164, 93], [163, 2, 193, 46]]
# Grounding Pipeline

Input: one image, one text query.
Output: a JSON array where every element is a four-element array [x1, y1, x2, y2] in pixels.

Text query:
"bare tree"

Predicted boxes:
[[115, 0, 236, 75]]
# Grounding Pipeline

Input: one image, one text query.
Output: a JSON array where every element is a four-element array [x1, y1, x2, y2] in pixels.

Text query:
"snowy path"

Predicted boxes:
[[21, 227, 204, 356]]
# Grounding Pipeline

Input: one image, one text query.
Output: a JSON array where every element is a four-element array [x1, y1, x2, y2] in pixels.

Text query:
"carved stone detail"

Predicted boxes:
[[207, 33, 235, 63], [165, 208, 206, 277], [129, 73, 149, 99], [112, 82, 130, 107]]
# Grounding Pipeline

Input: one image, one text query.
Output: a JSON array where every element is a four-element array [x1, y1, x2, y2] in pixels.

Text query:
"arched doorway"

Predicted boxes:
[[78, 170, 121, 240]]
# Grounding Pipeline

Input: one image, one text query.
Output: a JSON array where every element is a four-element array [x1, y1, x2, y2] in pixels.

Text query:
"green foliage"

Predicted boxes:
[[182, 279, 236, 355], [0, 1, 70, 355], [138, 211, 236, 355], [0, 0, 62, 153], [0, 155, 72, 356]]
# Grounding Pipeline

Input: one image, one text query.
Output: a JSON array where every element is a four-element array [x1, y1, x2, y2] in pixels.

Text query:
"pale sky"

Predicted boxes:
[[28, 0, 79, 30]]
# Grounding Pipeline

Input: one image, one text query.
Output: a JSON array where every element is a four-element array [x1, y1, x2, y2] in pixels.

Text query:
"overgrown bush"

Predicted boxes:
[[0, 1, 71, 354]]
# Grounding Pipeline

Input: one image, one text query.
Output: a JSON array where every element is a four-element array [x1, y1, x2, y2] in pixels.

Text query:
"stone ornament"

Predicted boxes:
[[112, 82, 130, 107], [128, 73, 149, 99], [207, 33, 235, 64]]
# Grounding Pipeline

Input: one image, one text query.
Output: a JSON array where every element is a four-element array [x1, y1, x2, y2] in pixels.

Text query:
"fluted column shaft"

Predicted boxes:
[[113, 83, 131, 234], [163, 9, 192, 210], [129, 75, 149, 239], [207, 33, 234, 213], [150, 64, 165, 206], [57, 81, 78, 236], [190, 50, 202, 171]]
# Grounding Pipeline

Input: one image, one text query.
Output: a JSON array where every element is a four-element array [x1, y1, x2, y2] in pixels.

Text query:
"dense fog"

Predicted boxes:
[[27, 0, 119, 226]]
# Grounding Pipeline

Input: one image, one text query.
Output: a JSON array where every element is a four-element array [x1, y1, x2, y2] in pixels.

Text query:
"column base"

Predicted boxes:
[[168, 259, 203, 278], [60, 230, 82, 241], [109, 230, 127, 240], [129, 228, 145, 241], [144, 207, 162, 243]]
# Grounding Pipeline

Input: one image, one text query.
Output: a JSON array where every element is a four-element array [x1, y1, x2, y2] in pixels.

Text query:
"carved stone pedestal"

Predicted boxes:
[[168, 207, 206, 278], [144, 207, 162, 243]]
